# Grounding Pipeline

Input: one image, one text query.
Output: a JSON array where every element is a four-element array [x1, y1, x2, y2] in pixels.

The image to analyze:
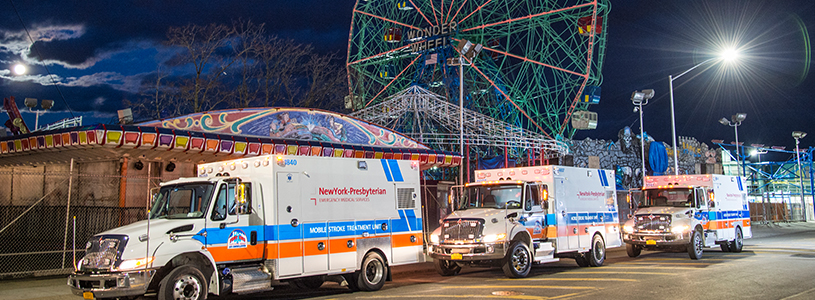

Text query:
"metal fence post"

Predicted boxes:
[[61, 158, 75, 269]]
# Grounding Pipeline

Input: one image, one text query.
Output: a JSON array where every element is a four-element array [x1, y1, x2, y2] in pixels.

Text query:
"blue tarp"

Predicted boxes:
[[478, 156, 515, 170], [649, 141, 668, 176]]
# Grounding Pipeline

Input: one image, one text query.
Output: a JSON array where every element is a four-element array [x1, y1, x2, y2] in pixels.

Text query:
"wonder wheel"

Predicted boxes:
[[346, 0, 610, 141]]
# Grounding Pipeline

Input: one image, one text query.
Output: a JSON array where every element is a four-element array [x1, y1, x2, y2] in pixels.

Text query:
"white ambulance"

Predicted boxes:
[[427, 166, 622, 278], [622, 174, 751, 259], [68, 155, 424, 300]]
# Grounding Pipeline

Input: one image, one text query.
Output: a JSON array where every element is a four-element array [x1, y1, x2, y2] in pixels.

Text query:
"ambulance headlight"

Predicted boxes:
[[671, 225, 690, 233], [623, 225, 635, 233], [116, 257, 154, 271], [482, 233, 506, 243], [429, 234, 440, 244]]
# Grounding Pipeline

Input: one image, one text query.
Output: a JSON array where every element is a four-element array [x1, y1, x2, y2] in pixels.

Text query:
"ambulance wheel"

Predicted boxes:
[[688, 229, 703, 260], [587, 234, 606, 267], [291, 275, 325, 290], [341, 273, 359, 291], [158, 265, 207, 300], [730, 227, 744, 253], [502, 241, 531, 278], [626, 244, 641, 257], [574, 254, 589, 267], [720, 241, 731, 252], [356, 252, 387, 291], [434, 259, 461, 276]]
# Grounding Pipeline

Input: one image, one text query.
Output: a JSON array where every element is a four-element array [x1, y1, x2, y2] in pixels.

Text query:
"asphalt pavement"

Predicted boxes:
[[2, 221, 813, 300]]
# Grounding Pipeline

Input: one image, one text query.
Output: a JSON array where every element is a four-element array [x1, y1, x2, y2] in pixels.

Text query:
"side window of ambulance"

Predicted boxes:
[[211, 184, 228, 221], [525, 184, 541, 211]]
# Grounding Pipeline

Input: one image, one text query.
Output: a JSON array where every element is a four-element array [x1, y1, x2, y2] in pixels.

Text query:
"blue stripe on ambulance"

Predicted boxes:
[[598, 170, 609, 187], [381, 160, 393, 182], [388, 159, 404, 182]]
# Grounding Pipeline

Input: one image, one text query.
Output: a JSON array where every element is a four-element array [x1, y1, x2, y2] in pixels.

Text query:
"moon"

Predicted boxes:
[[13, 64, 26, 75]]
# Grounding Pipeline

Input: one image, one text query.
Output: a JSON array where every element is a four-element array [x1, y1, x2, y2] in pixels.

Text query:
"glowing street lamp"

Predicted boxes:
[[719, 113, 747, 177], [668, 48, 740, 175]]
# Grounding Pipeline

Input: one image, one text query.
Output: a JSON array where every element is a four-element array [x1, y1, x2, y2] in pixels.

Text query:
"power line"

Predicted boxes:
[[9, 0, 75, 118]]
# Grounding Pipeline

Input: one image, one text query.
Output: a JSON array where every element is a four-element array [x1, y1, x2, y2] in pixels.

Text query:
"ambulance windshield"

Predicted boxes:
[[460, 184, 523, 209], [150, 183, 216, 219], [642, 188, 693, 208]]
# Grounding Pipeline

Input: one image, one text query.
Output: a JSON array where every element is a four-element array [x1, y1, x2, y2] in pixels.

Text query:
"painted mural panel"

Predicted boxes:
[[138, 108, 426, 149]]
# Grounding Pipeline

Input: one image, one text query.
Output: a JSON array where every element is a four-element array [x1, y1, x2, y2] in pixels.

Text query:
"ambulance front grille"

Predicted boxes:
[[78, 235, 127, 271], [635, 214, 672, 232], [441, 219, 484, 242]]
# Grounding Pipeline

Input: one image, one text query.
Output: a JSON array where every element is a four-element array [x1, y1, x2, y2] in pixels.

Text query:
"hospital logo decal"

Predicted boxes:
[[227, 229, 248, 249]]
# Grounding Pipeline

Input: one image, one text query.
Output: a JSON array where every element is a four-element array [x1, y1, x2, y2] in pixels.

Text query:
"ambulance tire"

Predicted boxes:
[[291, 275, 326, 290], [587, 234, 606, 267], [356, 252, 387, 291], [626, 244, 641, 257], [502, 241, 532, 278], [688, 229, 703, 260], [574, 254, 589, 267], [158, 265, 208, 300], [342, 273, 359, 291], [434, 259, 461, 276], [720, 241, 731, 252], [730, 227, 744, 253]]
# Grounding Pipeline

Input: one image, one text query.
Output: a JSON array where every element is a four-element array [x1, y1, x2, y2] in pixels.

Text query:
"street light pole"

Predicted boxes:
[[719, 113, 747, 177], [668, 57, 718, 175], [459, 57, 464, 184], [793, 131, 808, 220], [632, 89, 654, 187]]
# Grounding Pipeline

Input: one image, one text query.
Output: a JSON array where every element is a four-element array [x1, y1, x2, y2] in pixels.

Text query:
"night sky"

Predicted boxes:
[[0, 0, 813, 152]]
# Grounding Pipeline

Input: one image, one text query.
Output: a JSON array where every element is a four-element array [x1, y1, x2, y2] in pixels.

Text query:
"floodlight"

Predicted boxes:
[[41, 100, 53, 110], [24, 98, 37, 108], [718, 118, 730, 125], [630, 89, 654, 105], [732, 113, 746, 123], [792, 131, 807, 139]]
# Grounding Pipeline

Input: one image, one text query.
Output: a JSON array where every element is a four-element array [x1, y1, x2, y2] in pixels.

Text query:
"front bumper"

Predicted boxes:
[[428, 242, 506, 261], [623, 231, 691, 246], [68, 269, 156, 299]]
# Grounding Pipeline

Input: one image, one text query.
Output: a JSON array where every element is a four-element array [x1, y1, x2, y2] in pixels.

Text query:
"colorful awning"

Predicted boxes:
[[0, 124, 462, 169]]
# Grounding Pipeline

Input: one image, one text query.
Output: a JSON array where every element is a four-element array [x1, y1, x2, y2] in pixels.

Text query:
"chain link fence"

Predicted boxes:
[[0, 160, 177, 279]]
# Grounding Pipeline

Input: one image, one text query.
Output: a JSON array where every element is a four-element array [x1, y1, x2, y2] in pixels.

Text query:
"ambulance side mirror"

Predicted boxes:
[[542, 200, 549, 210], [709, 200, 715, 208]]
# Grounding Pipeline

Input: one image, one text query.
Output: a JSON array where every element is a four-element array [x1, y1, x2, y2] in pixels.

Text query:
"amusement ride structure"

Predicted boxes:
[[346, 0, 611, 161]]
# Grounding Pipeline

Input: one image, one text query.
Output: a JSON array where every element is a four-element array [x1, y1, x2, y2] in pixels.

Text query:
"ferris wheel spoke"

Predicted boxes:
[[347, 44, 412, 66], [429, 1, 441, 26], [364, 55, 422, 108], [460, 55, 553, 140], [482, 45, 587, 78], [354, 9, 421, 30], [461, 2, 594, 33], [408, 0, 437, 27], [457, 0, 492, 25]]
